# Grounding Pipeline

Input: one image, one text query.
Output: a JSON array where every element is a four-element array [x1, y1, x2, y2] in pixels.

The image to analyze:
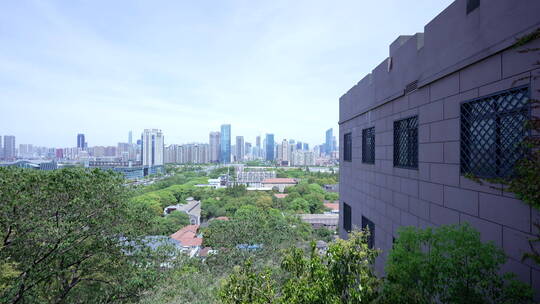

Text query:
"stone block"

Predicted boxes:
[[430, 118, 460, 142], [430, 72, 460, 101], [444, 186, 478, 216], [430, 204, 459, 226], [393, 191, 409, 211], [443, 141, 460, 164], [419, 142, 444, 163], [419, 99, 444, 125], [419, 181, 444, 205], [460, 54, 502, 92], [479, 193, 531, 233], [460, 213, 502, 247], [503, 227, 540, 271], [430, 163, 460, 187], [401, 211, 418, 227], [409, 197, 430, 220]]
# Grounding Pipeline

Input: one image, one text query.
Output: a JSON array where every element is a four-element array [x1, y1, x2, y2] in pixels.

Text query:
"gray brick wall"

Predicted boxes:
[[339, 0, 540, 297]]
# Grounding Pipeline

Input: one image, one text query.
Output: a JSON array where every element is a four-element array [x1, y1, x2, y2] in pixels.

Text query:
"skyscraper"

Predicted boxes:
[[0, 136, 3, 159], [77, 133, 85, 150], [325, 128, 334, 156], [142, 129, 164, 166], [220, 124, 231, 163], [128, 131, 133, 145], [256, 135, 261, 158], [236, 136, 245, 162], [265, 134, 274, 161], [3, 135, 16, 161], [209, 131, 221, 163]]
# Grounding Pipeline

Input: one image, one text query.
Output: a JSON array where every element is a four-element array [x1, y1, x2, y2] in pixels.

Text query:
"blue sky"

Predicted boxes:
[[0, 0, 453, 148]]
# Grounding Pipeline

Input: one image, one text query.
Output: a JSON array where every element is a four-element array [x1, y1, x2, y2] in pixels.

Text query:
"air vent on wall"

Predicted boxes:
[[404, 80, 418, 95]]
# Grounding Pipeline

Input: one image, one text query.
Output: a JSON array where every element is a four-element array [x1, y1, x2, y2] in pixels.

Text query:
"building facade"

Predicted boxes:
[[325, 128, 334, 156], [265, 133, 274, 161], [235, 136, 244, 162], [220, 124, 231, 163], [142, 129, 164, 166], [339, 0, 540, 295], [77, 133, 85, 150], [3, 135, 16, 161], [209, 131, 221, 163]]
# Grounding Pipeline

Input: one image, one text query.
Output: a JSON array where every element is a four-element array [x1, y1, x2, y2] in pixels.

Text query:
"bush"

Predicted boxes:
[[377, 224, 533, 304]]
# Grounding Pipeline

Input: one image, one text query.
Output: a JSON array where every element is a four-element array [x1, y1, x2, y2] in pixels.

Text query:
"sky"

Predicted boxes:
[[0, 0, 454, 148]]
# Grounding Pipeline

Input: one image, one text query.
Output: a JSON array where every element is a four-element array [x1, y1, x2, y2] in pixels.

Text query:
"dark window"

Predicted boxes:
[[466, 0, 480, 14], [362, 216, 375, 249], [461, 86, 530, 178], [394, 116, 418, 169], [362, 127, 375, 164], [343, 203, 352, 232], [343, 133, 352, 162]]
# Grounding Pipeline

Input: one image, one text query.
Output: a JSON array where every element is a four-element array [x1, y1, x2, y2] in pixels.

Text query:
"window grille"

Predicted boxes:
[[467, 0, 480, 14], [362, 216, 375, 249], [343, 203, 352, 232], [362, 127, 375, 164], [460, 86, 529, 178], [394, 116, 418, 169], [344, 133, 352, 162]]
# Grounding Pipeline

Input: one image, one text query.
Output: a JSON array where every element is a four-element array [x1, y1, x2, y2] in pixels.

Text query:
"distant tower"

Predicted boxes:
[[220, 124, 231, 164], [77, 133, 85, 150], [142, 129, 164, 166], [3, 135, 16, 161], [236, 136, 245, 162], [265, 134, 275, 161], [128, 131, 133, 145], [209, 131, 221, 163], [325, 128, 333, 156]]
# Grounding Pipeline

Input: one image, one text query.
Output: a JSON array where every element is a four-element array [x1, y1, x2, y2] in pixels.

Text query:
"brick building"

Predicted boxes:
[[339, 0, 540, 295]]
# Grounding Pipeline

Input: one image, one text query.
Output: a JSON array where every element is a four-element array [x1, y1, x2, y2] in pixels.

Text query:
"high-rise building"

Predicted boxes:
[[265, 134, 274, 161], [296, 141, 303, 150], [3, 135, 16, 161], [236, 136, 245, 162], [142, 129, 164, 166], [325, 128, 334, 156], [0, 136, 2, 159], [220, 124, 231, 163], [303, 143, 309, 151], [209, 131, 221, 163], [128, 131, 133, 145], [77, 133, 85, 150], [281, 139, 289, 164], [245, 142, 252, 159]]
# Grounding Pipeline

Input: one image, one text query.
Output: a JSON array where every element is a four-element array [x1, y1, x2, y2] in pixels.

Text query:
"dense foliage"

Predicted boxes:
[[0, 168, 172, 303], [377, 224, 533, 304], [219, 231, 380, 304]]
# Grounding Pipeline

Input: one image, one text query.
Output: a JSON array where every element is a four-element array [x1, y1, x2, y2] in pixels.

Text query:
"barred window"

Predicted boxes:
[[343, 203, 352, 232], [460, 86, 529, 178], [362, 216, 375, 249], [362, 127, 375, 164], [466, 0, 480, 14], [343, 133, 352, 162], [394, 116, 418, 169]]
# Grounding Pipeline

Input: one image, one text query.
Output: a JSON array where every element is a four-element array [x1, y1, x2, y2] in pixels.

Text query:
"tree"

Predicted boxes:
[[0, 167, 164, 303], [219, 231, 380, 304], [377, 224, 533, 304]]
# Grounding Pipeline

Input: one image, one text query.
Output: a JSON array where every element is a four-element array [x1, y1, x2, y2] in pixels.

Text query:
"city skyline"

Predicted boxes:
[[0, 1, 452, 147]]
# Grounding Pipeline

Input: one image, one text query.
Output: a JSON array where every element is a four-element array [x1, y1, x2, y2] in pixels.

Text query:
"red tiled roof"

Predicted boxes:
[[170, 225, 202, 247], [262, 178, 297, 184], [274, 193, 289, 199], [324, 203, 339, 211]]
